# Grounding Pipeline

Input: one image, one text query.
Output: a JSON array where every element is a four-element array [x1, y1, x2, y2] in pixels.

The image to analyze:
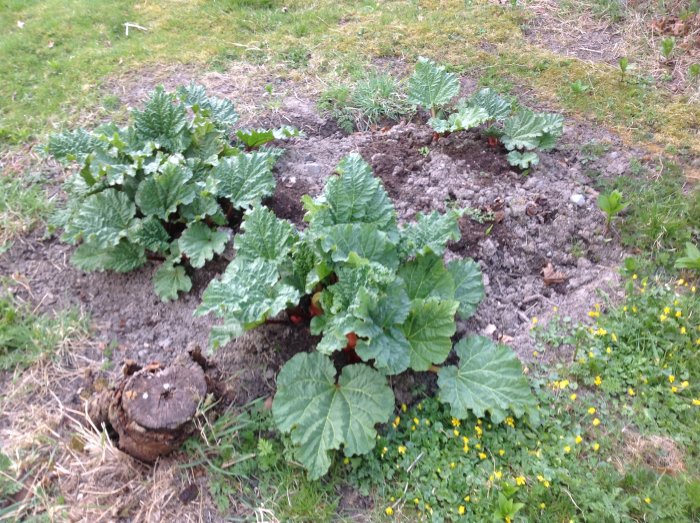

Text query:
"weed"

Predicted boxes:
[[675, 242, 700, 270], [570, 79, 591, 94], [0, 173, 52, 252], [619, 57, 629, 82], [598, 189, 629, 232], [661, 37, 676, 61]]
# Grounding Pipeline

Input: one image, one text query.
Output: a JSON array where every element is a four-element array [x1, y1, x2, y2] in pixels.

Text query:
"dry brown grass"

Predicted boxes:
[[613, 429, 686, 476]]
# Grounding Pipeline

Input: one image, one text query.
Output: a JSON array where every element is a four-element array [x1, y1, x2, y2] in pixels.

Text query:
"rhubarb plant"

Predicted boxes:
[[198, 154, 536, 479], [47, 84, 300, 301], [409, 59, 564, 170]]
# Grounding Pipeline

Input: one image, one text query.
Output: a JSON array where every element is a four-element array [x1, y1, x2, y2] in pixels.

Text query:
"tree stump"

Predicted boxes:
[[88, 349, 222, 462]]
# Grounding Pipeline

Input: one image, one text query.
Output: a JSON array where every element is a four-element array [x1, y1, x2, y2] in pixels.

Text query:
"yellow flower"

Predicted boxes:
[[595, 328, 608, 336], [575, 435, 583, 444], [644, 497, 651, 504], [532, 317, 538, 325], [413, 417, 420, 425], [678, 278, 685, 286], [588, 407, 596, 415], [606, 347, 612, 354], [692, 399, 700, 406], [587, 310, 600, 318], [453, 429, 460, 436], [381, 447, 388, 456], [559, 379, 570, 389], [458, 505, 465, 515], [475, 425, 483, 436], [417, 402, 423, 411], [664, 307, 671, 315], [401, 403, 407, 412], [385, 507, 394, 516], [344, 457, 350, 464], [659, 314, 668, 322], [564, 445, 571, 453], [592, 418, 601, 426], [450, 462, 456, 469], [462, 436, 470, 444], [570, 393, 577, 401], [505, 417, 515, 428], [681, 327, 687, 334], [398, 445, 406, 455], [463, 444, 470, 452], [671, 386, 678, 393], [539, 502, 546, 509], [594, 376, 602, 386], [494, 470, 503, 479], [464, 495, 471, 502], [414, 498, 420, 504], [452, 417, 461, 427], [669, 375, 675, 383], [675, 310, 682, 318], [682, 381, 689, 388], [623, 306, 628, 312], [515, 476, 526, 486], [479, 452, 487, 459], [498, 449, 505, 456], [632, 306, 638, 313], [628, 388, 635, 396], [611, 333, 617, 343], [593, 442, 600, 451], [632, 274, 638, 280], [544, 480, 550, 488], [392, 416, 400, 428], [533, 350, 539, 357]]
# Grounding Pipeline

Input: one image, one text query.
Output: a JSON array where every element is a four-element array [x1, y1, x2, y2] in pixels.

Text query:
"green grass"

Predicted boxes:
[[0, 173, 53, 252], [0, 293, 87, 370]]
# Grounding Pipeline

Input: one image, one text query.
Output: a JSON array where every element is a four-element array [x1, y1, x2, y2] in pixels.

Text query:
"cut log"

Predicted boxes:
[[88, 349, 222, 463]]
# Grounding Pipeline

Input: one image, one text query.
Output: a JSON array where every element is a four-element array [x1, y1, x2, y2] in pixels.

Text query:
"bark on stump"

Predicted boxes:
[[88, 349, 221, 463]]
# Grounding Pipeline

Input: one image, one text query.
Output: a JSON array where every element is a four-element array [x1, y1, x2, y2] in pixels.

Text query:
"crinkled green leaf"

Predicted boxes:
[[428, 105, 489, 133], [153, 262, 192, 302], [447, 259, 484, 320], [468, 88, 511, 121], [507, 150, 540, 169], [399, 209, 461, 257], [197, 258, 300, 348], [133, 86, 191, 152], [272, 352, 394, 479], [305, 154, 396, 234], [178, 194, 223, 223], [178, 222, 229, 268], [437, 335, 536, 422], [234, 206, 298, 264], [71, 240, 147, 273], [71, 189, 136, 248], [211, 152, 276, 209], [537, 113, 564, 150], [282, 241, 319, 294], [46, 129, 102, 163], [354, 284, 412, 374], [321, 224, 399, 269], [403, 298, 459, 371], [135, 163, 196, 220], [87, 149, 135, 186], [128, 217, 171, 253], [177, 83, 239, 129], [407, 57, 460, 112], [235, 126, 300, 148], [398, 253, 455, 301], [501, 109, 547, 151]]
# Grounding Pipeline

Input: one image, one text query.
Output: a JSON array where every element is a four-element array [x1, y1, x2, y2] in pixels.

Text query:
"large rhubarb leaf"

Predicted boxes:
[[437, 336, 536, 422], [399, 210, 461, 257], [46, 129, 103, 163], [177, 83, 239, 129], [178, 222, 229, 268], [428, 105, 489, 134], [135, 163, 196, 220], [501, 109, 547, 151], [235, 126, 300, 148], [403, 298, 459, 371], [407, 57, 460, 112], [197, 258, 300, 348], [71, 240, 147, 273], [133, 86, 191, 152], [272, 352, 394, 479], [398, 253, 455, 301], [354, 284, 412, 374], [211, 152, 276, 209], [71, 189, 136, 248], [153, 262, 192, 302], [234, 206, 298, 265], [537, 113, 564, 150], [304, 154, 396, 234], [469, 88, 511, 121], [447, 259, 484, 320], [128, 217, 171, 253], [320, 224, 399, 269], [507, 150, 540, 169]]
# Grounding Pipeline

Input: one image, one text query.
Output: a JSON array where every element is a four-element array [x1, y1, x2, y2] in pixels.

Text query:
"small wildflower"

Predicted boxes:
[[462, 436, 470, 444], [544, 480, 550, 488], [664, 306, 671, 315], [464, 495, 471, 502], [681, 381, 689, 388], [559, 379, 570, 389], [398, 445, 406, 455], [669, 375, 675, 383], [458, 505, 465, 515], [659, 314, 668, 322], [628, 388, 635, 396], [632, 274, 638, 280], [450, 462, 456, 469], [381, 447, 388, 456], [539, 502, 546, 509], [413, 417, 420, 425], [451, 417, 461, 427], [498, 449, 505, 456], [564, 445, 571, 453], [678, 278, 685, 286], [392, 416, 400, 429], [575, 435, 583, 444], [344, 457, 350, 464], [681, 327, 687, 334], [594, 375, 602, 386], [532, 317, 538, 325], [644, 497, 651, 504], [606, 346, 612, 354], [515, 476, 526, 486], [632, 306, 638, 313], [478, 452, 487, 459], [494, 470, 503, 479], [417, 403, 423, 411], [692, 399, 700, 406], [588, 407, 596, 415], [611, 333, 617, 342], [593, 442, 600, 451], [505, 417, 515, 428], [385, 506, 394, 516], [592, 418, 601, 426], [453, 429, 460, 436], [671, 386, 678, 393], [533, 350, 539, 357], [623, 306, 628, 312], [570, 393, 577, 401], [414, 498, 419, 504], [401, 403, 407, 412], [676, 310, 682, 318]]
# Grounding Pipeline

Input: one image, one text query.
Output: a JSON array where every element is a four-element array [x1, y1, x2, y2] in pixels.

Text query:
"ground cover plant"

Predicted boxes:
[[198, 153, 536, 478], [47, 84, 299, 300], [409, 58, 564, 169]]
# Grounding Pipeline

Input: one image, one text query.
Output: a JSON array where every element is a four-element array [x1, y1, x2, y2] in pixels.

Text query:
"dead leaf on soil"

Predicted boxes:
[[542, 263, 568, 285]]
